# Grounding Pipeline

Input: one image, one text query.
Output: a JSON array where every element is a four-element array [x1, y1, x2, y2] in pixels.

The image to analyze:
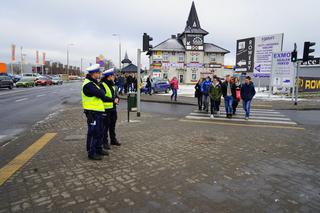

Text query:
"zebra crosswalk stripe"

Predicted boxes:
[[185, 109, 297, 125]]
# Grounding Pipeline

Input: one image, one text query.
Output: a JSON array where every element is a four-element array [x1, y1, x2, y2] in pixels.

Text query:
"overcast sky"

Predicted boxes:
[[0, 0, 319, 70]]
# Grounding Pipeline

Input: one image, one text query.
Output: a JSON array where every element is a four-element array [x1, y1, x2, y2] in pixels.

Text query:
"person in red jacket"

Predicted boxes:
[[170, 77, 179, 102]]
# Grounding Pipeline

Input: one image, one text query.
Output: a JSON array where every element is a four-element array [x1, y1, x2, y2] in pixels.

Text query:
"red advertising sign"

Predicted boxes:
[[42, 52, 46, 65], [12, 44, 16, 62]]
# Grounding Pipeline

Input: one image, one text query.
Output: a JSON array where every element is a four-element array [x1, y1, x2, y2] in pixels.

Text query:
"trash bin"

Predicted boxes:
[[127, 93, 137, 112]]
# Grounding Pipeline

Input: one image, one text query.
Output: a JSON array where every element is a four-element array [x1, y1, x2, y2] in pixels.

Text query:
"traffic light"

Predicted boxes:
[[291, 50, 297, 62], [303, 41, 316, 62], [143, 33, 153, 52]]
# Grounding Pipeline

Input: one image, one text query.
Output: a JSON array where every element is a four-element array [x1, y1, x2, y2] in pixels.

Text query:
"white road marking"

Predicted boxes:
[[190, 112, 287, 118], [15, 98, 28, 102], [185, 115, 297, 125], [36, 94, 46, 97]]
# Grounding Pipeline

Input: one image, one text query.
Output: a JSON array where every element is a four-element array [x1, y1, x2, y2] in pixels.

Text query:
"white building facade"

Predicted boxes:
[[148, 2, 230, 84]]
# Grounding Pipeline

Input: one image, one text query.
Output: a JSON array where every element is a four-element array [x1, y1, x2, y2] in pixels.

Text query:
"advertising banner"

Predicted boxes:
[[271, 51, 294, 88], [299, 77, 320, 92], [253, 33, 284, 77], [36, 50, 39, 64], [42, 52, 46, 65], [235, 37, 255, 72], [11, 44, 16, 62]]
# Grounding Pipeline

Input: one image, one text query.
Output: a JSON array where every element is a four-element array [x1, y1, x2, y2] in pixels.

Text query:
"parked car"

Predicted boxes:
[[0, 75, 14, 89], [52, 76, 63, 85], [7, 74, 21, 83], [141, 79, 170, 94], [35, 77, 53, 86], [16, 77, 35, 87]]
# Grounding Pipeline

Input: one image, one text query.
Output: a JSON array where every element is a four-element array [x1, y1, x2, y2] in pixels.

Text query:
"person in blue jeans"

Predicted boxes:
[[200, 77, 212, 112], [221, 75, 236, 118], [241, 76, 256, 120]]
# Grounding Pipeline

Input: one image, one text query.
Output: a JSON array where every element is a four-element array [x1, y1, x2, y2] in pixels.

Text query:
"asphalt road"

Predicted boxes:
[[0, 81, 82, 145]]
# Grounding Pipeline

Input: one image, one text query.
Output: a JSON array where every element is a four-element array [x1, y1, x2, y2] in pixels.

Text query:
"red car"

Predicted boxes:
[[35, 77, 53, 86]]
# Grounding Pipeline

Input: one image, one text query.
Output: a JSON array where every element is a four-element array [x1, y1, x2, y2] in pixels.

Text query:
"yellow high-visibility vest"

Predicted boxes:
[[81, 79, 105, 112], [101, 82, 115, 109]]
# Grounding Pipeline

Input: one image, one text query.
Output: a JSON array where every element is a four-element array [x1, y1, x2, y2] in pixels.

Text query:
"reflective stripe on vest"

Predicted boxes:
[[81, 79, 105, 112], [101, 82, 114, 109]]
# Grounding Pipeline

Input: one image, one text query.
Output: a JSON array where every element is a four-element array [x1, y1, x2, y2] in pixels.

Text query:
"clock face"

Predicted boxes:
[[193, 37, 203, 46]]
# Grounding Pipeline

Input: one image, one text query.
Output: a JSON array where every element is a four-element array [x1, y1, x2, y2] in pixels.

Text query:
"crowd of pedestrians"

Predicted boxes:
[[195, 75, 256, 120], [114, 73, 139, 95]]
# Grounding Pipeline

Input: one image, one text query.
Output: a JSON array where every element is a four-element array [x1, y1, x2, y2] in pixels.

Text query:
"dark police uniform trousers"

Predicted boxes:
[[103, 108, 117, 147], [85, 111, 104, 155]]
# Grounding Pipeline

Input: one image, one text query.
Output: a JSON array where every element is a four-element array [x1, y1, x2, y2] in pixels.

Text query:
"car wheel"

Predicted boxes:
[[8, 84, 13, 90], [165, 88, 169, 93]]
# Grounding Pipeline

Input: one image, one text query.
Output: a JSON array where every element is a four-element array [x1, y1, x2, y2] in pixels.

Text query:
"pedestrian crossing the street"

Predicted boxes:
[[185, 108, 298, 126]]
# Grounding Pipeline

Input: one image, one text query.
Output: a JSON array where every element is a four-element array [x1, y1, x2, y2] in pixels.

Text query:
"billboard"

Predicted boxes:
[[235, 33, 284, 76], [299, 77, 320, 92], [271, 51, 295, 88], [254, 33, 284, 77], [235, 37, 255, 72]]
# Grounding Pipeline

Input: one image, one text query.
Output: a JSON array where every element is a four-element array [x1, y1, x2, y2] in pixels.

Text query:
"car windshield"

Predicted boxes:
[[39, 77, 47, 80], [19, 78, 32, 82]]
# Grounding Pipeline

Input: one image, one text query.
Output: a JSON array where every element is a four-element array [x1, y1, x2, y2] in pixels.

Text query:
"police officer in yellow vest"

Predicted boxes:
[[100, 68, 121, 150], [82, 64, 110, 160]]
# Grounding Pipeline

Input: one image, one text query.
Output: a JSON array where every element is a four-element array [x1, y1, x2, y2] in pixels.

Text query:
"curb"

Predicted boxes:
[[119, 96, 320, 110]]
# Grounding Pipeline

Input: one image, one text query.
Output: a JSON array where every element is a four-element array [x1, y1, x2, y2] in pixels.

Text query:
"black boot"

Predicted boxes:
[[88, 154, 102, 160], [96, 150, 109, 156], [111, 140, 121, 146]]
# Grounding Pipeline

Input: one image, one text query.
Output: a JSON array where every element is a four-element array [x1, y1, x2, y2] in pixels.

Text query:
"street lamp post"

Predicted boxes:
[[20, 46, 23, 76], [112, 34, 121, 71], [66, 43, 74, 79]]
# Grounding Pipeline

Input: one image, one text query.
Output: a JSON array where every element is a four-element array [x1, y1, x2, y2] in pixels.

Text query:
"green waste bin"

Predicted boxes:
[[127, 93, 137, 112]]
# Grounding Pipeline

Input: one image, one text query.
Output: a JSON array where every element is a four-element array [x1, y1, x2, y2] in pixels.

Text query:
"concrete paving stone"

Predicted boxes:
[[0, 106, 320, 212]]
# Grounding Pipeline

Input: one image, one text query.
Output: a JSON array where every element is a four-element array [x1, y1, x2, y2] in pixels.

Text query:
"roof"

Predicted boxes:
[[121, 52, 132, 64], [204, 43, 230, 54], [150, 38, 185, 52], [121, 64, 144, 73], [182, 1, 208, 35]]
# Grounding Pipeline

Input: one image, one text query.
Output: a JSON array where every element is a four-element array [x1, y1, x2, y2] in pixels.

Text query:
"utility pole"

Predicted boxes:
[[112, 34, 121, 71], [137, 49, 141, 117], [20, 46, 23, 76], [66, 43, 74, 80]]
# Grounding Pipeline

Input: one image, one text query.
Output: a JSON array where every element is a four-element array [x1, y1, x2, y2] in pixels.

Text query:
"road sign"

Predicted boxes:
[[270, 51, 295, 88], [253, 33, 284, 77], [235, 37, 255, 72]]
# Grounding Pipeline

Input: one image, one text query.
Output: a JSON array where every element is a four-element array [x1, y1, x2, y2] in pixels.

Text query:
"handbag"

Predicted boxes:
[[236, 88, 241, 101]]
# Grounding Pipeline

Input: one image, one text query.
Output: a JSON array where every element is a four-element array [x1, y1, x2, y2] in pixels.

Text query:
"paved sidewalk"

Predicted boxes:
[[0, 104, 320, 212]]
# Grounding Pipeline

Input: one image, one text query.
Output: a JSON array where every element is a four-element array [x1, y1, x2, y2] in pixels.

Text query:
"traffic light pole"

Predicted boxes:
[[137, 49, 141, 117]]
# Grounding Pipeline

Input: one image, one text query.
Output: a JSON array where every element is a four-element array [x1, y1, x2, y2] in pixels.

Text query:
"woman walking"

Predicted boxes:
[[170, 77, 179, 102], [209, 77, 222, 119], [232, 77, 241, 115], [195, 78, 203, 110]]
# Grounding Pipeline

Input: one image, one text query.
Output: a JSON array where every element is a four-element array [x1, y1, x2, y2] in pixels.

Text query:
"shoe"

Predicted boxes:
[[111, 141, 121, 146], [245, 117, 249, 120], [96, 150, 109, 156], [229, 114, 232, 119], [103, 144, 111, 150], [210, 114, 214, 119], [88, 154, 102, 160], [226, 114, 229, 118]]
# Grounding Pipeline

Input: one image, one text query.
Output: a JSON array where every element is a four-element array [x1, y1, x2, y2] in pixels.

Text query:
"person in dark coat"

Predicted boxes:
[[221, 75, 236, 118], [231, 77, 241, 115], [195, 78, 203, 110], [82, 64, 110, 160], [146, 76, 152, 95], [241, 76, 256, 120]]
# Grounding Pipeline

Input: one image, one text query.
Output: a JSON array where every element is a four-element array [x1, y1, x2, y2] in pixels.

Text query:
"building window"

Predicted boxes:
[[209, 54, 216, 62], [163, 52, 169, 61], [191, 55, 198, 62], [192, 74, 197, 80], [178, 53, 184, 62]]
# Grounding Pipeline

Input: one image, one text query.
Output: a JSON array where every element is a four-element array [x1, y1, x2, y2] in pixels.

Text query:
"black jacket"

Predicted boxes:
[[83, 74, 111, 103], [194, 82, 202, 97], [100, 77, 118, 110], [221, 81, 236, 98]]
